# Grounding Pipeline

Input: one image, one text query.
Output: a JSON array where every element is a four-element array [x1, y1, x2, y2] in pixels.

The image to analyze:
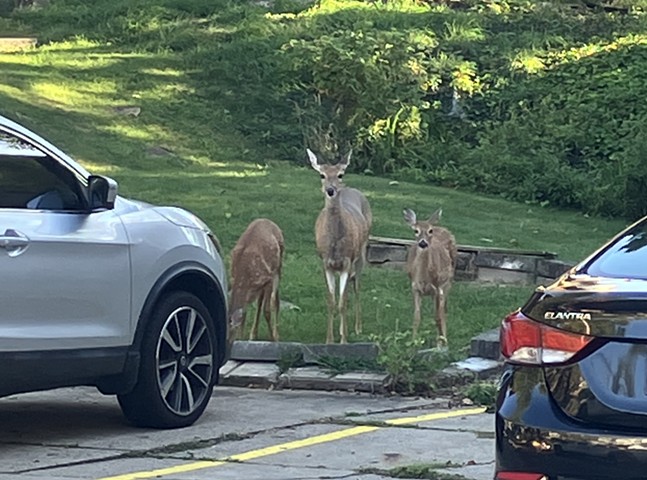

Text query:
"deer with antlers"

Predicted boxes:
[[308, 148, 372, 344], [228, 218, 284, 342], [403, 208, 457, 347]]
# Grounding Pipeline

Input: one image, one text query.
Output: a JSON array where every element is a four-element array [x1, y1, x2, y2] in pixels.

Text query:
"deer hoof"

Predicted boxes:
[[436, 335, 448, 348]]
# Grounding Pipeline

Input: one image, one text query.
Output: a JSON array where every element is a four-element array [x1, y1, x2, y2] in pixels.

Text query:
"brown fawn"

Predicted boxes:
[[228, 218, 284, 342], [403, 208, 457, 347], [308, 148, 372, 344]]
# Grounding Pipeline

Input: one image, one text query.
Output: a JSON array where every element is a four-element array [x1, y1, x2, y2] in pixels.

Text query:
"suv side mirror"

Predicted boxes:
[[88, 175, 118, 210]]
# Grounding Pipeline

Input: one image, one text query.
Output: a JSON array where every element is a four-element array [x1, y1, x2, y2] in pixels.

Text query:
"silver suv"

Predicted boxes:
[[0, 115, 228, 429]]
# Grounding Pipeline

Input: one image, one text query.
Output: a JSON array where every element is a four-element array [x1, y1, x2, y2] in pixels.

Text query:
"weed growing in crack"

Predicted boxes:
[[370, 329, 456, 395], [360, 463, 470, 479]]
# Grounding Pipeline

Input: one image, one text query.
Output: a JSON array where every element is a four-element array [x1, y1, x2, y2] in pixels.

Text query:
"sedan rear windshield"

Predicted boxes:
[[584, 220, 647, 280]]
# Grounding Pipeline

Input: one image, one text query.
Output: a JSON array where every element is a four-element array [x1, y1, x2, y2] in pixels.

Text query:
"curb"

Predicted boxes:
[[220, 339, 502, 393]]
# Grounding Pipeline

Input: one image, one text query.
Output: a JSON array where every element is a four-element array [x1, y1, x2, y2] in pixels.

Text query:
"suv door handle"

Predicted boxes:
[[0, 229, 30, 256]]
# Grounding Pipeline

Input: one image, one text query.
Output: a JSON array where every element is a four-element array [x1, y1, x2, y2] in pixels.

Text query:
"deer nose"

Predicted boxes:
[[418, 239, 429, 249], [326, 187, 335, 197]]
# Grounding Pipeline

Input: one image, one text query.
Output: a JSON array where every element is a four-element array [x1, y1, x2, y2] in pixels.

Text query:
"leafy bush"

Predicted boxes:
[[370, 329, 454, 394], [8, 0, 647, 218], [269, 0, 647, 218], [464, 381, 497, 408]]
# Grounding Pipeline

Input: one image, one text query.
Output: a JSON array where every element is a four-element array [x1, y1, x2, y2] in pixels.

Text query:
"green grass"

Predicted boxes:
[[0, 0, 632, 352]]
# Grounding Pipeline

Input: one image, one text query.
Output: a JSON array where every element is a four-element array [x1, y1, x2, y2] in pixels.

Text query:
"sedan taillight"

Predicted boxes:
[[496, 472, 548, 480], [500, 310, 593, 365]]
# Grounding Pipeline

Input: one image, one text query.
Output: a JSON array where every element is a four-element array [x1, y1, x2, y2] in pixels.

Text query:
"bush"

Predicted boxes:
[[11, 0, 647, 218], [370, 329, 454, 394]]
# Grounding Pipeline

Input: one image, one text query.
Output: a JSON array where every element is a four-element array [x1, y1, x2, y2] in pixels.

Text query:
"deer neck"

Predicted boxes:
[[229, 288, 250, 314], [411, 243, 436, 269]]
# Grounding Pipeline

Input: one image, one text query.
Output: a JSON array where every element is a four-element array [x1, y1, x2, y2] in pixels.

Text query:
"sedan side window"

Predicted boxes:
[[0, 132, 83, 211]]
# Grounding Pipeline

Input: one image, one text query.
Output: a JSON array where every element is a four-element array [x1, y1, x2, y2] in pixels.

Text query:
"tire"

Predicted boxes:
[[118, 291, 217, 429]]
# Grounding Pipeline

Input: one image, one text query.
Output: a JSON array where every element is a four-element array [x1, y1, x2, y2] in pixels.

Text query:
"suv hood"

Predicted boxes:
[[115, 197, 210, 232], [153, 207, 211, 232]]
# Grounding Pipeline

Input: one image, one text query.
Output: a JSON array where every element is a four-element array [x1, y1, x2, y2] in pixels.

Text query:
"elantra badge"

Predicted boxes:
[[544, 311, 591, 321]]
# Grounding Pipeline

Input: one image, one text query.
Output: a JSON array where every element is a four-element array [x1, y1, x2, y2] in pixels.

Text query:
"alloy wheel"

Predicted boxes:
[[156, 305, 214, 416]]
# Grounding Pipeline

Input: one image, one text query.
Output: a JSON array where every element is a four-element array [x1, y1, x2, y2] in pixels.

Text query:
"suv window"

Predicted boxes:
[[584, 219, 647, 280], [0, 132, 83, 210]]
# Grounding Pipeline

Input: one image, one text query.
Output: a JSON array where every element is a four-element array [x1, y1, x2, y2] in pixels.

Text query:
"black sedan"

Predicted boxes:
[[496, 216, 647, 480]]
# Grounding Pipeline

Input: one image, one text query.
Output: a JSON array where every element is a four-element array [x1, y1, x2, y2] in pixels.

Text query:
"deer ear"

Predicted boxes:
[[340, 149, 352, 168], [428, 208, 443, 224], [307, 148, 322, 172], [403, 208, 417, 227]]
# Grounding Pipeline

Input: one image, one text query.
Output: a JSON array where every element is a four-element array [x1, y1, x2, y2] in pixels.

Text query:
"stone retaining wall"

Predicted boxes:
[[0, 37, 38, 52], [368, 236, 575, 285]]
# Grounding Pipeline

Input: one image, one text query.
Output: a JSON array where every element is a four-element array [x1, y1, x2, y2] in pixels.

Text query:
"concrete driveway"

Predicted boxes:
[[0, 386, 495, 480]]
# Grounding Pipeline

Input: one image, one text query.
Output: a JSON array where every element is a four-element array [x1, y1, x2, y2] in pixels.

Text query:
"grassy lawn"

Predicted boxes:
[[0, 0, 631, 353]]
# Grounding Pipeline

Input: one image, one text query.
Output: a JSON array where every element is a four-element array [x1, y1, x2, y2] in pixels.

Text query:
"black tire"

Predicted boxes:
[[118, 291, 217, 429]]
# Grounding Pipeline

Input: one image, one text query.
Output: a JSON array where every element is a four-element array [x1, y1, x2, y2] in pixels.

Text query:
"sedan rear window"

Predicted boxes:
[[584, 220, 647, 280]]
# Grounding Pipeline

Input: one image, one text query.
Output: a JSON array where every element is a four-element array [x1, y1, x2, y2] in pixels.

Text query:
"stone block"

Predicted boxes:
[[0, 37, 37, 52], [477, 267, 534, 285], [367, 242, 408, 264], [230, 341, 303, 362], [452, 357, 502, 378], [456, 251, 476, 275], [470, 328, 501, 360], [330, 372, 389, 393], [219, 360, 242, 377], [220, 362, 279, 389], [279, 366, 336, 390], [302, 343, 378, 364], [474, 252, 538, 273], [536, 258, 575, 279], [435, 366, 478, 388]]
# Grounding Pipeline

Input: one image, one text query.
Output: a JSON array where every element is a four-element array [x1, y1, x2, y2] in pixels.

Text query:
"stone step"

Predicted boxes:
[[219, 361, 388, 393], [221, 333, 503, 393], [0, 36, 38, 52], [229, 340, 378, 363], [470, 328, 500, 360]]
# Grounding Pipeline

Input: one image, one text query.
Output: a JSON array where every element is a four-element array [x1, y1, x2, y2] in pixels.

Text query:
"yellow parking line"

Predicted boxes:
[[98, 461, 227, 480], [384, 407, 486, 426], [97, 406, 486, 480], [227, 425, 379, 462]]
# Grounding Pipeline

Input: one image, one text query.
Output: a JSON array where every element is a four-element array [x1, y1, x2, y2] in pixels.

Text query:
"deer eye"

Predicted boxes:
[[320, 174, 325, 179], [414, 228, 421, 236], [428, 228, 434, 235], [337, 174, 344, 179]]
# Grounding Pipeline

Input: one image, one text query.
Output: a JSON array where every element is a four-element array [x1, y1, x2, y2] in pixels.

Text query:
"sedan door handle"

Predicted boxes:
[[0, 229, 30, 256]]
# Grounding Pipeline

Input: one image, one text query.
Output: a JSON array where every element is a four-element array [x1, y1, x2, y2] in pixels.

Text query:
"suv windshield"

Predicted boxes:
[[584, 219, 647, 280]]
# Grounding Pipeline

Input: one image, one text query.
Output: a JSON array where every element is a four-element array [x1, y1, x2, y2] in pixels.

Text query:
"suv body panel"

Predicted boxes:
[[0, 114, 228, 405]]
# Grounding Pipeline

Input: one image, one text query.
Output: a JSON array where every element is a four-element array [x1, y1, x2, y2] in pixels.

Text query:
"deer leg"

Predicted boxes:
[[435, 288, 448, 347], [338, 270, 350, 344], [232, 308, 247, 341], [249, 294, 263, 341], [324, 269, 336, 344], [260, 285, 275, 342], [412, 288, 422, 338], [353, 250, 365, 335], [351, 274, 362, 335], [271, 276, 280, 342]]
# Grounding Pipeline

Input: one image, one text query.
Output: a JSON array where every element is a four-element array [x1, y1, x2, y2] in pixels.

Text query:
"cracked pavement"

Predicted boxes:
[[0, 386, 495, 479]]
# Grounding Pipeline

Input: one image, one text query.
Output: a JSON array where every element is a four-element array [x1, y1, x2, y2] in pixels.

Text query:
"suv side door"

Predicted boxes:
[[0, 129, 131, 355]]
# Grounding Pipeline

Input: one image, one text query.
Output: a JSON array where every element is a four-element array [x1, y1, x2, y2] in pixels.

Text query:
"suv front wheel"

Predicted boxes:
[[118, 291, 217, 428]]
